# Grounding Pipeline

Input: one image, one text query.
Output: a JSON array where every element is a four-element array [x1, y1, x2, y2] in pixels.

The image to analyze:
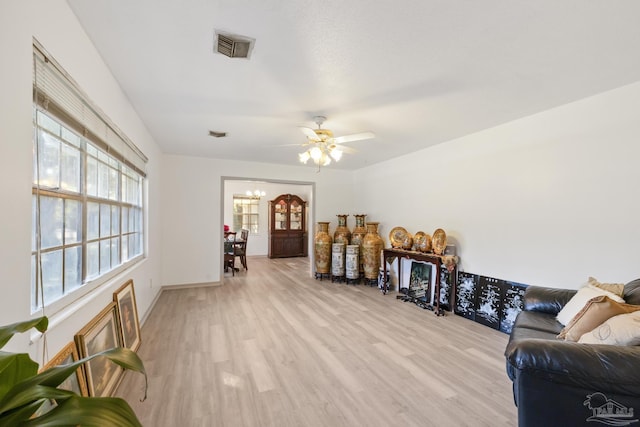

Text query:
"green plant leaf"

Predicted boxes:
[[0, 385, 74, 423], [0, 346, 147, 415], [0, 352, 39, 403], [0, 317, 48, 349], [0, 400, 48, 426], [0, 318, 146, 425], [20, 395, 142, 427]]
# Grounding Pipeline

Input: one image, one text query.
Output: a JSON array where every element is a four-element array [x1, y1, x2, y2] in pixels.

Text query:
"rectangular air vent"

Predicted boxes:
[[216, 33, 251, 59]]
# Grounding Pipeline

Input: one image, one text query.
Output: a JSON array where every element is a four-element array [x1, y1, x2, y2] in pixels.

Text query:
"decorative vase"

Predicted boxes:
[[331, 243, 346, 279], [350, 214, 367, 273], [314, 222, 332, 275], [334, 214, 351, 245], [345, 245, 360, 280], [362, 222, 384, 280]]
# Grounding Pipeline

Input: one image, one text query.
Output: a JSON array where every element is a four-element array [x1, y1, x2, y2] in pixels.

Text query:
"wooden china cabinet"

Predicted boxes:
[[268, 194, 307, 258]]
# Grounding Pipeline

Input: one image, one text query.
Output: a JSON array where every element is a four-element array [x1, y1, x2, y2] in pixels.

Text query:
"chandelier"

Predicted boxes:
[[245, 189, 266, 198]]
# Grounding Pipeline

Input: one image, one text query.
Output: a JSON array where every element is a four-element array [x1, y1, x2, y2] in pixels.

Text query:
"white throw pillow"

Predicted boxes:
[[579, 311, 640, 345], [556, 284, 625, 326]]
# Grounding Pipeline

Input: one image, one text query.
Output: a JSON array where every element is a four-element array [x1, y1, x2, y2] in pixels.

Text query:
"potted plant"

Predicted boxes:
[[0, 316, 146, 426]]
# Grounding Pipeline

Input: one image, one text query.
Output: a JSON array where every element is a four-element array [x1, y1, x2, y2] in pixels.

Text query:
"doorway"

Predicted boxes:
[[221, 177, 315, 275]]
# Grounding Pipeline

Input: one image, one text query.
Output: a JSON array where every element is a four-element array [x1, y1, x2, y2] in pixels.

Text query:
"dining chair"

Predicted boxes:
[[224, 237, 237, 276], [233, 229, 249, 271]]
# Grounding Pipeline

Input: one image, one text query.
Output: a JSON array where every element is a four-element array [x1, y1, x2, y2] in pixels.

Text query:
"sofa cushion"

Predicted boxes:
[[623, 278, 640, 305], [579, 311, 640, 345], [556, 284, 624, 326], [557, 295, 640, 341], [588, 276, 624, 297]]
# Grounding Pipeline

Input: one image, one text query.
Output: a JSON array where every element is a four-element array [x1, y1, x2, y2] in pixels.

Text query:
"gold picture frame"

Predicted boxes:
[[34, 341, 89, 417], [75, 303, 123, 397], [113, 279, 141, 352], [42, 341, 89, 397]]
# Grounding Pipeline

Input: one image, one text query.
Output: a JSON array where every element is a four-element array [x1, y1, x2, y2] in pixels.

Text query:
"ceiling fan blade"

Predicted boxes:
[[336, 145, 357, 154], [276, 143, 308, 147], [333, 132, 375, 144], [299, 126, 320, 141]]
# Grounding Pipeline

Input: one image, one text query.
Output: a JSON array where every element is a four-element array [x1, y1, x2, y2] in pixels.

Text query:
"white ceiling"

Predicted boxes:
[[66, 0, 640, 170]]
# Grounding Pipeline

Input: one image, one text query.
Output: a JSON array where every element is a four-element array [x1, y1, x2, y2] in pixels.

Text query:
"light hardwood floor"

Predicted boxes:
[[116, 257, 517, 426]]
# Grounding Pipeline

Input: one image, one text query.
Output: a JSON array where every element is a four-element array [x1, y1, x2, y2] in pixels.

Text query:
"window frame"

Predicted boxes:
[[232, 195, 260, 235], [31, 42, 146, 314]]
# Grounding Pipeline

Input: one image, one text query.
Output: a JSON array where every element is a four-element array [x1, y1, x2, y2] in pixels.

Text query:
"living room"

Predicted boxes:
[[1, 1, 640, 425]]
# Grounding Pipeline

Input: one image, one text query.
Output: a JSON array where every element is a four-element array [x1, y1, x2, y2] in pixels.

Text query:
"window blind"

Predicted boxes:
[[32, 41, 147, 176]]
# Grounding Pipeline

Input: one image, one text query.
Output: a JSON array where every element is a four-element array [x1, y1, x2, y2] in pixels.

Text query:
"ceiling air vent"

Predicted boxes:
[[215, 33, 253, 59], [209, 130, 227, 138]]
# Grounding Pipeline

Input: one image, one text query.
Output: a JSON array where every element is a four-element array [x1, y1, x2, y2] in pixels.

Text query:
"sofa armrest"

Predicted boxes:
[[523, 286, 577, 315], [506, 339, 640, 395]]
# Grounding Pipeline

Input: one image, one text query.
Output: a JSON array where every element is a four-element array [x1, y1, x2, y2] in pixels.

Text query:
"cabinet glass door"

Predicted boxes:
[[290, 200, 302, 230], [274, 200, 287, 230]]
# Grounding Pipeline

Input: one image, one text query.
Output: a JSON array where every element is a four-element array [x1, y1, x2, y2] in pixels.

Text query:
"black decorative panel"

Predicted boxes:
[[475, 276, 504, 330], [500, 282, 527, 334], [455, 272, 478, 320], [438, 269, 454, 311]]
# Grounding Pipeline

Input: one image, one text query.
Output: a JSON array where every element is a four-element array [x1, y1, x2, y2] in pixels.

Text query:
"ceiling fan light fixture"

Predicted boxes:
[[310, 146, 323, 161], [296, 116, 375, 170], [298, 151, 311, 164]]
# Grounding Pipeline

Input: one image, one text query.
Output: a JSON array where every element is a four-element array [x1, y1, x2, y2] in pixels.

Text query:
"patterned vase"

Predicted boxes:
[[314, 222, 332, 274], [331, 243, 346, 278], [350, 214, 367, 273], [334, 214, 351, 245], [345, 245, 360, 280], [362, 222, 384, 280]]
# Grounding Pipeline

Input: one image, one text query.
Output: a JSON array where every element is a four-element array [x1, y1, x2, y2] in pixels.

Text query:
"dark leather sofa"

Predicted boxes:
[[505, 278, 640, 427]]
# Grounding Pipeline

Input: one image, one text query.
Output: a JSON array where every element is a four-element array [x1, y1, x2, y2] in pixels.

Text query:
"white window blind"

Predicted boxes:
[[33, 42, 147, 176]]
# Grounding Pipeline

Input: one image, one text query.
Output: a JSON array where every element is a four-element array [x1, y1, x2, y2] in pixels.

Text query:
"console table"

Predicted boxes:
[[382, 248, 458, 316]]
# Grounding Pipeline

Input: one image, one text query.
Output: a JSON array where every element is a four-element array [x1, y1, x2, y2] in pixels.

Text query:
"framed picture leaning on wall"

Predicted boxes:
[[42, 341, 89, 397], [34, 341, 89, 417], [75, 303, 123, 397], [113, 279, 141, 352]]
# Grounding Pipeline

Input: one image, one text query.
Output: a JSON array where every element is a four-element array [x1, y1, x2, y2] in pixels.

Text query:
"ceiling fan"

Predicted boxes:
[[297, 116, 375, 168]]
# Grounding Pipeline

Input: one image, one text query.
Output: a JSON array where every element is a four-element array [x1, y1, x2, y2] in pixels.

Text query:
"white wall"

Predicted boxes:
[[161, 155, 355, 286], [0, 1, 164, 357], [355, 82, 640, 290], [223, 180, 313, 256]]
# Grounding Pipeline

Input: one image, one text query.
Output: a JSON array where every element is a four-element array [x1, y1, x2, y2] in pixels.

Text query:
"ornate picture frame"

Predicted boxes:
[[42, 341, 89, 397], [75, 303, 123, 397], [113, 279, 141, 352]]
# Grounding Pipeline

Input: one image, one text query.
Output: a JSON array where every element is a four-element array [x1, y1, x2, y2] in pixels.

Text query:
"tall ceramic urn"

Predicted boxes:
[[362, 222, 384, 280], [314, 222, 332, 275], [350, 214, 367, 273], [334, 214, 351, 245]]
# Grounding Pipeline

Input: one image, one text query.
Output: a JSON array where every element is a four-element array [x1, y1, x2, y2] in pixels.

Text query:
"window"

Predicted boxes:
[[233, 196, 259, 234], [32, 43, 146, 311]]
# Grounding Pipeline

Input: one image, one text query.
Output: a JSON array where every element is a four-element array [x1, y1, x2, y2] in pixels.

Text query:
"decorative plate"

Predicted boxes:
[[432, 228, 447, 255], [401, 232, 413, 250], [413, 231, 432, 253], [389, 226, 409, 248]]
